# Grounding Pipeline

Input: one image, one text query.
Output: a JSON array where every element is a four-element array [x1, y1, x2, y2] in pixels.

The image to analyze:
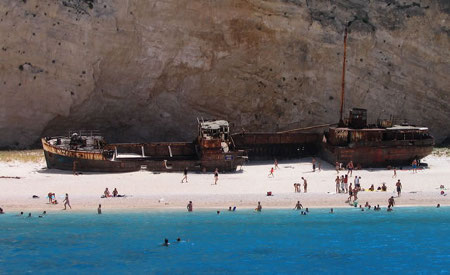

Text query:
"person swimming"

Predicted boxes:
[[437, 204, 440, 208], [163, 238, 170, 247], [228, 207, 232, 211], [255, 202, 262, 212], [330, 208, 334, 213]]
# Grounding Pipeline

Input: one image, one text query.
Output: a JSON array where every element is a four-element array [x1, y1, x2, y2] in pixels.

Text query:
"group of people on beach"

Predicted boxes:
[[180, 167, 220, 185], [102, 187, 121, 198]]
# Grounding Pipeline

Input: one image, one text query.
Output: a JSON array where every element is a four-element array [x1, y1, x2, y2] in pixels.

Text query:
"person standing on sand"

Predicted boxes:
[[353, 188, 359, 202], [312, 158, 316, 172], [388, 196, 395, 208], [340, 175, 345, 193], [392, 167, 397, 178], [214, 168, 219, 185], [344, 175, 348, 193], [301, 177, 308, 193], [318, 161, 322, 171], [268, 167, 274, 178], [335, 176, 341, 193], [396, 180, 402, 197], [48, 192, 53, 204], [347, 183, 353, 202], [335, 162, 340, 174], [98, 204, 102, 214], [181, 167, 188, 183], [274, 159, 279, 170], [293, 201, 303, 210], [63, 193, 71, 210], [412, 159, 418, 173], [255, 201, 262, 212], [347, 161, 354, 176], [187, 201, 193, 212]]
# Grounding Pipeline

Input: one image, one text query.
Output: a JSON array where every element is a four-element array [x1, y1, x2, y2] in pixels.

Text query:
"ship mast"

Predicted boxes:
[[339, 27, 348, 126]]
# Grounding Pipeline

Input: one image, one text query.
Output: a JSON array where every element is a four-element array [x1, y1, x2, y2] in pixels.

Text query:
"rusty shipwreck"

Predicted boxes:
[[321, 27, 434, 167], [42, 120, 247, 173]]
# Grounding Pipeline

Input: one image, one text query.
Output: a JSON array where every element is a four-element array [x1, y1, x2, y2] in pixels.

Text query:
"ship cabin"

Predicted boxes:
[[198, 120, 232, 153], [326, 108, 433, 147]]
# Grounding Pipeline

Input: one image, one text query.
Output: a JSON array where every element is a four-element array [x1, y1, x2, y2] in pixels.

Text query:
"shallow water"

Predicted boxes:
[[0, 207, 449, 274]]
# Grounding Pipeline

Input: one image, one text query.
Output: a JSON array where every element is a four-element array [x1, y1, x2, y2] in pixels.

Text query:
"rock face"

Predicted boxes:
[[0, 0, 449, 148]]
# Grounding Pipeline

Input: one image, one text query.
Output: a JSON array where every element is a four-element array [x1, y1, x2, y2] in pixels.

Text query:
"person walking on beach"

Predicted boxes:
[[255, 201, 262, 212], [214, 168, 219, 185], [63, 193, 71, 210], [392, 167, 397, 178], [268, 167, 274, 178], [274, 159, 279, 170], [347, 183, 353, 202], [312, 158, 316, 172], [344, 175, 349, 193], [396, 179, 402, 197], [388, 196, 395, 208], [347, 161, 354, 176], [412, 159, 418, 173], [97, 204, 102, 214], [187, 201, 193, 212], [340, 175, 345, 193], [181, 167, 188, 183], [301, 177, 308, 193], [335, 162, 340, 174], [335, 176, 341, 193], [318, 161, 322, 171], [353, 187, 359, 202], [293, 201, 303, 210]]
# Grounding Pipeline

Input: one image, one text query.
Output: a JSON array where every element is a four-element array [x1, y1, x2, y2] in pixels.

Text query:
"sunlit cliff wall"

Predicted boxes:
[[0, 0, 449, 147]]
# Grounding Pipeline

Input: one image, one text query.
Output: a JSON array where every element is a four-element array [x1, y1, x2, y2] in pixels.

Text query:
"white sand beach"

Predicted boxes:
[[0, 155, 449, 213]]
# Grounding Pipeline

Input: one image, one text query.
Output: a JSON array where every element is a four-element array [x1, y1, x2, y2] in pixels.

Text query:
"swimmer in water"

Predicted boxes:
[[330, 208, 334, 213], [437, 204, 440, 208], [255, 201, 262, 212], [177, 238, 181, 242], [293, 201, 303, 210], [28, 213, 32, 217], [98, 204, 102, 214], [163, 238, 169, 247]]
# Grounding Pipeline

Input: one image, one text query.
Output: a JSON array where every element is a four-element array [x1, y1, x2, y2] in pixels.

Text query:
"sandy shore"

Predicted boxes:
[[0, 156, 449, 213]]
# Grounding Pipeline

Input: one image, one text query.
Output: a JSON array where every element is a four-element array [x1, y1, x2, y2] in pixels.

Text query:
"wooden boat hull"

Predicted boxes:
[[321, 142, 434, 167]]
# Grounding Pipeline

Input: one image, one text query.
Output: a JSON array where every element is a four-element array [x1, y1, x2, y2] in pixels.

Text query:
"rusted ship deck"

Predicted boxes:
[[42, 120, 246, 173]]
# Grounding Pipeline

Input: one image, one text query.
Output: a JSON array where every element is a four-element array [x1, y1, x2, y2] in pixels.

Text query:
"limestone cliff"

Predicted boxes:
[[0, 0, 449, 148]]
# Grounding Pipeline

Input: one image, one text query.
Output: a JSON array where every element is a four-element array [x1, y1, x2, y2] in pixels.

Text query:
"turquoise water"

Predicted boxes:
[[0, 207, 449, 274]]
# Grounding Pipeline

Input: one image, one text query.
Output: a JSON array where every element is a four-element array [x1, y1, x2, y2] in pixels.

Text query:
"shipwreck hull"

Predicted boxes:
[[232, 132, 320, 160], [321, 143, 434, 167], [42, 138, 245, 173], [43, 150, 141, 173]]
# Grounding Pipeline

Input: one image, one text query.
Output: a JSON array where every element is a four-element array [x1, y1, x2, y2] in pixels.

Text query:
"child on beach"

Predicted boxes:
[[268, 167, 274, 178]]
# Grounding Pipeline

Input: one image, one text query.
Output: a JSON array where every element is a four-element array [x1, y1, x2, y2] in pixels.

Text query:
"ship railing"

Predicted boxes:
[[68, 130, 102, 137]]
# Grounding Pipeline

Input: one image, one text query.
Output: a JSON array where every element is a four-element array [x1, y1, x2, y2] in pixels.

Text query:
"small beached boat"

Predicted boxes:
[[42, 120, 247, 173]]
